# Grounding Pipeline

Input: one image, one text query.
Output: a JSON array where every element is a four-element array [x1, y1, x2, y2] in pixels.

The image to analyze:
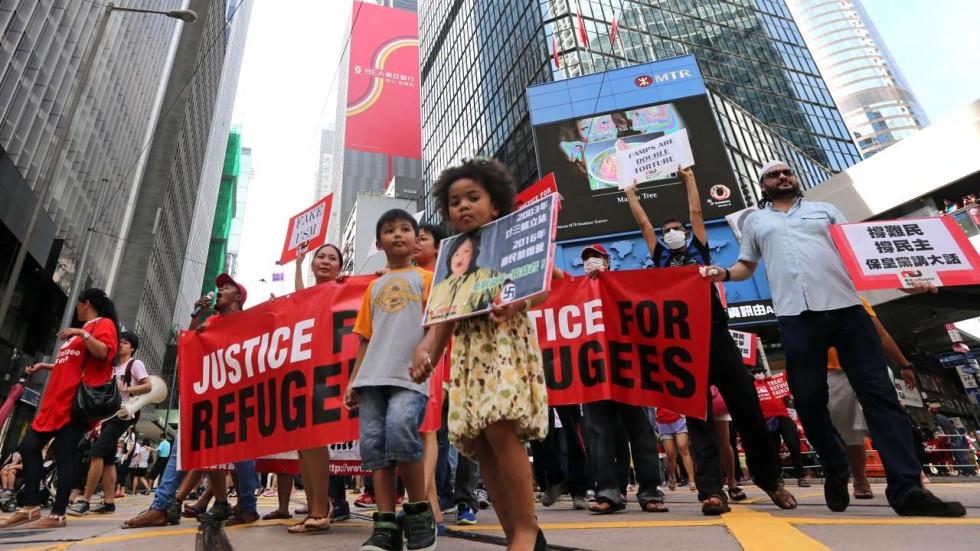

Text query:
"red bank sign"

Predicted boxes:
[[345, 1, 421, 159]]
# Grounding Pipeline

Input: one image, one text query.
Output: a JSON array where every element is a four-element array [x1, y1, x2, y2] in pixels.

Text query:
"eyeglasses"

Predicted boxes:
[[763, 168, 794, 179]]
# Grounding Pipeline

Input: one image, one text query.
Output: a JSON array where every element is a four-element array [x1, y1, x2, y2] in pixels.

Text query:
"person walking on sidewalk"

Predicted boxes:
[[68, 330, 151, 516], [703, 159, 965, 517], [1, 289, 118, 530]]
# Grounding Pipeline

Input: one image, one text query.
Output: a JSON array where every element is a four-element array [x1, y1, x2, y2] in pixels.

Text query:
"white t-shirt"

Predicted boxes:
[[115, 359, 149, 401], [137, 446, 151, 469]]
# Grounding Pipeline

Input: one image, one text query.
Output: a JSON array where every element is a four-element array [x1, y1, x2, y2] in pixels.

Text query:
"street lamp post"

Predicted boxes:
[[0, 3, 197, 338]]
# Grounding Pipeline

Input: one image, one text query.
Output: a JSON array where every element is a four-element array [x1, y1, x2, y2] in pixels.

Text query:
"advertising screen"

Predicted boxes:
[[528, 56, 744, 241], [345, 1, 421, 159]]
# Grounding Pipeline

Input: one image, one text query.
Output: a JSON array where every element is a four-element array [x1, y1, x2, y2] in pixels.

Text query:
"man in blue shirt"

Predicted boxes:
[[703, 160, 964, 517]]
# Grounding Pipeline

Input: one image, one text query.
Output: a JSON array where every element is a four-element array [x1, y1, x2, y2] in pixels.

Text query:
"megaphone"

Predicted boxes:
[[117, 375, 168, 420]]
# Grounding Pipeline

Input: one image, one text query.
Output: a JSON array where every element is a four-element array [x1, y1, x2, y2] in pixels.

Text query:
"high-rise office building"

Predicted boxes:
[[786, 0, 928, 157], [0, 1, 183, 369], [199, 130, 243, 295], [113, 0, 253, 372], [327, 0, 422, 245], [315, 128, 334, 200], [227, 144, 253, 276], [420, 0, 861, 208]]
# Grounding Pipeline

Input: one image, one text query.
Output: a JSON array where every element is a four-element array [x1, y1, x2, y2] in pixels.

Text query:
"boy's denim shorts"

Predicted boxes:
[[357, 385, 428, 471]]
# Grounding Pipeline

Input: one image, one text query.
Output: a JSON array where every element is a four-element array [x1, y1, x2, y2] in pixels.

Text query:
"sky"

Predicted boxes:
[[231, 0, 352, 304], [228, 1, 980, 306], [862, 0, 980, 122]]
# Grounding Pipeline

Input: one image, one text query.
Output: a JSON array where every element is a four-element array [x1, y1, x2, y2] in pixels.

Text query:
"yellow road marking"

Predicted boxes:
[[450, 519, 722, 532], [788, 517, 980, 526], [722, 508, 829, 551]]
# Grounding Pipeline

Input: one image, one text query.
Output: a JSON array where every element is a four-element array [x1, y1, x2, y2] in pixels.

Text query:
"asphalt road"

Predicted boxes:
[[1, 480, 978, 550]]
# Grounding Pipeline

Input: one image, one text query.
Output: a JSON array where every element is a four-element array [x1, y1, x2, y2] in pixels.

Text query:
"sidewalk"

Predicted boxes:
[[1, 481, 978, 550]]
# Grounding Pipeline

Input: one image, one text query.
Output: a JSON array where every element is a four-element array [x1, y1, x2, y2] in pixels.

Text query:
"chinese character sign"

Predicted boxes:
[[279, 195, 333, 265], [830, 217, 980, 290], [728, 329, 758, 366], [424, 195, 558, 325]]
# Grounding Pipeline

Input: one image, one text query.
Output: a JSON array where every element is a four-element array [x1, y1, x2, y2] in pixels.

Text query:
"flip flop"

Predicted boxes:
[[262, 510, 292, 520], [588, 500, 626, 515], [765, 484, 798, 510], [701, 495, 730, 516], [642, 501, 669, 513], [853, 487, 874, 500], [727, 486, 748, 502]]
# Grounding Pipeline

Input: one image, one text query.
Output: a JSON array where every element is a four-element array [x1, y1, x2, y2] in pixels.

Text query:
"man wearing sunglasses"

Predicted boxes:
[[702, 160, 964, 518]]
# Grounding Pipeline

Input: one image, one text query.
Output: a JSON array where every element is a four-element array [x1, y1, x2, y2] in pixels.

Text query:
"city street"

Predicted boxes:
[[2, 481, 978, 550]]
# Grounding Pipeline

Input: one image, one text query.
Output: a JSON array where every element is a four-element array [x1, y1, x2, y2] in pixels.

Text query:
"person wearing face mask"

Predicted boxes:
[[625, 166, 795, 515], [576, 244, 668, 514], [702, 160, 964, 518]]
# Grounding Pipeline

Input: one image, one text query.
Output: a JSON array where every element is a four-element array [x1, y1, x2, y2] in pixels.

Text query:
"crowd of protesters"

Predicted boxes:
[[0, 158, 972, 550]]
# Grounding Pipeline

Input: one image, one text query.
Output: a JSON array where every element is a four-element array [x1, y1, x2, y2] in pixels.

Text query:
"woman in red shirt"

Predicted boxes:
[[1, 288, 118, 530]]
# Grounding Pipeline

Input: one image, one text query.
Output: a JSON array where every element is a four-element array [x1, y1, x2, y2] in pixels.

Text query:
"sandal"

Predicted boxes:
[[182, 503, 204, 518], [667, 478, 677, 491], [701, 494, 730, 516], [588, 500, 626, 515], [765, 484, 798, 510], [0, 507, 41, 529], [287, 515, 331, 534], [262, 510, 292, 520], [727, 486, 748, 502], [642, 501, 669, 513], [853, 486, 875, 500]]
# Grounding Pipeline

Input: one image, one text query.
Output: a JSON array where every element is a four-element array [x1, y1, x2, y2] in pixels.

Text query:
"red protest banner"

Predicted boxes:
[[514, 173, 560, 211], [178, 276, 367, 470], [830, 216, 980, 290], [529, 266, 712, 419], [279, 194, 333, 265]]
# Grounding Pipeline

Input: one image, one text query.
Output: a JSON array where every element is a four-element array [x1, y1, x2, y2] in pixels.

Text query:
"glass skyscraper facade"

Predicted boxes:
[[420, 0, 861, 217], [787, 0, 928, 158]]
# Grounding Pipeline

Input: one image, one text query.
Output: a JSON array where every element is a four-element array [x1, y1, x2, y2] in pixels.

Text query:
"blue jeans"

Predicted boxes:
[[778, 305, 921, 508], [357, 386, 427, 471], [150, 443, 258, 513]]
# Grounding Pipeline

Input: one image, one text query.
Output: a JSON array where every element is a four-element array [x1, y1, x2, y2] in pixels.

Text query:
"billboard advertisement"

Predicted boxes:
[[345, 1, 421, 159], [527, 55, 744, 241]]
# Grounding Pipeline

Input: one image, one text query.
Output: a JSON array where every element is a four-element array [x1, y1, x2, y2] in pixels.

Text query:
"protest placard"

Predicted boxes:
[[529, 266, 712, 419], [178, 276, 366, 470], [278, 194, 333, 265], [424, 194, 558, 325], [830, 216, 980, 290], [616, 129, 695, 190], [514, 173, 560, 211], [728, 329, 759, 366]]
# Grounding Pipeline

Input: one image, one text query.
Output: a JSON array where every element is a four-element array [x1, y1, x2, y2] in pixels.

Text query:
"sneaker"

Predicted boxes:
[[455, 503, 476, 525], [332, 498, 351, 522], [572, 495, 588, 510], [355, 493, 378, 509], [541, 483, 563, 507], [402, 501, 437, 551], [67, 500, 90, 517], [894, 488, 966, 517], [198, 500, 232, 524], [90, 502, 116, 514], [475, 488, 490, 510], [361, 512, 403, 551], [166, 501, 182, 525]]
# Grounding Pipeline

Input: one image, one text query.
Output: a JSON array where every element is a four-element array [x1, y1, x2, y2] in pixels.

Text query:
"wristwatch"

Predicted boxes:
[[82, 331, 91, 341]]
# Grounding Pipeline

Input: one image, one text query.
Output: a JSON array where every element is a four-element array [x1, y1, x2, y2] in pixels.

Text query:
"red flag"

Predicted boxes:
[[610, 13, 620, 46], [576, 10, 589, 48], [552, 34, 560, 68]]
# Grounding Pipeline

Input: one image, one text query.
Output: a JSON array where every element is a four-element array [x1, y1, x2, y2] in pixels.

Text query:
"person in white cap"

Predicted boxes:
[[701, 160, 964, 518]]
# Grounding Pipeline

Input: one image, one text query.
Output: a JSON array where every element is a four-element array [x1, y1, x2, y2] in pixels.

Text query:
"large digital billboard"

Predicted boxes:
[[528, 56, 744, 241], [345, 1, 421, 159]]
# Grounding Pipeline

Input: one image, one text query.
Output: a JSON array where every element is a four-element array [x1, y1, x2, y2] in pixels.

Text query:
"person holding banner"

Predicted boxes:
[[0, 289, 118, 530], [414, 159, 551, 550], [625, 166, 795, 515], [703, 160, 965, 517], [289, 242, 348, 531], [123, 275, 260, 529], [344, 209, 437, 551]]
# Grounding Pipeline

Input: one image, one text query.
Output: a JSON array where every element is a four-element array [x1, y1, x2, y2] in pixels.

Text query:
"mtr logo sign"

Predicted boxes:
[[634, 69, 693, 88]]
